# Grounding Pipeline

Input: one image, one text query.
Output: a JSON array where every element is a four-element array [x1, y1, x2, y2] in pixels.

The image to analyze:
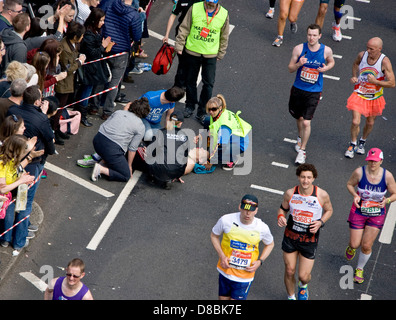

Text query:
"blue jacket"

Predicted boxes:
[[102, 0, 142, 54]]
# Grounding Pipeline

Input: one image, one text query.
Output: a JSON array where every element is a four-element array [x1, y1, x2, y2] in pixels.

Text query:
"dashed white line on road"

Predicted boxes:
[[251, 184, 284, 195], [284, 138, 297, 144], [346, 16, 362, 21], [271, 162, 289, 169], [324, 74, 340, 80], [44, 162, 115, 198], [333, 54, 343, 59], [86, 171, 142, 251]]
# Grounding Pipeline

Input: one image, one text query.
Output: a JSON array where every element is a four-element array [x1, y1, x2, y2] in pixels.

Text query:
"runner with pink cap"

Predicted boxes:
[[345, 147, 396, 283]]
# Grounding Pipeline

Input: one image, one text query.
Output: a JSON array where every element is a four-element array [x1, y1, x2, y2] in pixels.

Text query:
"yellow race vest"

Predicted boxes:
[[185, 2, 228, 55]]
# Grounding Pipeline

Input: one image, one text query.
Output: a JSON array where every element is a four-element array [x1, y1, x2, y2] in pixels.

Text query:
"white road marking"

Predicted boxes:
[[333, 54, 343, 59], [346, 16, 362, 21], [86, 171, 142, 251], [323, 74, 340, 81], [251, 184, 284, 195], [355, 0, 370, 3], [283, 138, 297, 144], [271, 162, 289, 169], [19, 272, 47, 292], [379, 203, 396, 244], [360, 293, 372, 300], [342, 35, 352, 40], [44, 162, 114, 198]]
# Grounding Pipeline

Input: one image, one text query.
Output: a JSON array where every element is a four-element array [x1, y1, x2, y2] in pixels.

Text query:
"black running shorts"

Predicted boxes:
[[288, 86, 321, 120], [281, 235, 318, 260]]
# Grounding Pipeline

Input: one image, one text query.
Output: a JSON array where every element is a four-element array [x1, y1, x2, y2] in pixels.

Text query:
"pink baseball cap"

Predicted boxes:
[[365, 148, 383, 162]]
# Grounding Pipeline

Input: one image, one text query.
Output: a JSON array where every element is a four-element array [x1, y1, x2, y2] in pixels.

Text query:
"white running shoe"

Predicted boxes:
[[77, 155, 97, 168], [295, 149, 306, 164], [266, 8, 274, 19], [332, 21, 342, 42], [356, 139, 366, 155], [344, 143, 356, 159]]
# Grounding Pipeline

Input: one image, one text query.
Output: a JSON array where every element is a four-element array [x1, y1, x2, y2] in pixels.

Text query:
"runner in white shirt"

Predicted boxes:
[[211, 194, 274, 300]]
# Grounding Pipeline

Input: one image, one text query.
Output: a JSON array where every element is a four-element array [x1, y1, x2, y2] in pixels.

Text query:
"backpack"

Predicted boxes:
[[151, 42, 176, 75]]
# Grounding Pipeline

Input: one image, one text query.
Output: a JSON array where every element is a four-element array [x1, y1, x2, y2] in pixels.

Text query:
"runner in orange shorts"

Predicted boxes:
[[344, 37, 395, 159]]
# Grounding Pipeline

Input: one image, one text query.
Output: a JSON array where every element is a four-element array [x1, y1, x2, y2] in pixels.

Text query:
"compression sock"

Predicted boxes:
[[357, 251, 372, 270]]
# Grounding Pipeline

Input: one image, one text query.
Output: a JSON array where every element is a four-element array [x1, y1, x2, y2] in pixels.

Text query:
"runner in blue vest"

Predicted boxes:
[[287, 24, 334, 165]]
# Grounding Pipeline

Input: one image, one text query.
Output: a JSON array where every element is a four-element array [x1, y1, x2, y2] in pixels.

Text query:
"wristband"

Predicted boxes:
[[387, 198, 391, 205], [277, 213, 285, 220]]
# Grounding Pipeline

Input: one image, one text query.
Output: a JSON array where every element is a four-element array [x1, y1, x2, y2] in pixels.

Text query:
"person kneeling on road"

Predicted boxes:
[[133, 110, 208, 190], [90, 97, 150, 182]]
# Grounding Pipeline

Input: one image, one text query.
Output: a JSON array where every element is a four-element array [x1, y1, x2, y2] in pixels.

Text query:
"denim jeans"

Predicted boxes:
[[103, 53, 129, 115], [1, 163, 43, 249], [184, 52, 217, 117], [141, 118, 161, 142]]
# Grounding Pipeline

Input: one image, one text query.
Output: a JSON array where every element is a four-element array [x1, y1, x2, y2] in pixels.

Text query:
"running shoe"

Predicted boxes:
[[77, 155, 97, 168], [354, 268, 364, 284], [91, 163, 101, 182], [356, 139, 366, 155], [223, 160, 238, 171], [297, 283, 308, 300], [266, 8, 274, 19], [332, 21, 342, 42], [290, 22, 298, 34], [272, 36, 283, 47], [344, 143, 356, 159], [295, 149, 306, 164], [129, 67, 143, 75], [345, 246, 356, 261], [295, 136, 301, 152]]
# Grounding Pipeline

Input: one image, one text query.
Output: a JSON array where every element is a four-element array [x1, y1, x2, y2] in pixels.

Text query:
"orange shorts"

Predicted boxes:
[[346, 92, 386, 117]]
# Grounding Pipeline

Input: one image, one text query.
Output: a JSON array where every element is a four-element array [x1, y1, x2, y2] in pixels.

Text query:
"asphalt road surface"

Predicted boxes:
[[0, 0, 395, 303]]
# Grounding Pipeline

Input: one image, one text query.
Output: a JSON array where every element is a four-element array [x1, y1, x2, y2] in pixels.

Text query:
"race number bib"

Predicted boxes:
[[360, 200, 381, 216], [300, 67, 319, 84], [357, 82, 378, 99], [291, 209, 313, 233], [229, 249, 252, 269]]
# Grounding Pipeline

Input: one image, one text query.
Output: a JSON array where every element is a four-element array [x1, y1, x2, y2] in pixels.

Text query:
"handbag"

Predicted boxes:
[[0, 192, 12, 219], [59, 109, 81, 135], [151, 42, 175, 75]]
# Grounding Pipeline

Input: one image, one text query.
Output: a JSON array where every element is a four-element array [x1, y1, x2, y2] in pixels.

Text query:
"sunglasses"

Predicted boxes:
[[208, 107, 219, 112], [66, 273, 82, 278]]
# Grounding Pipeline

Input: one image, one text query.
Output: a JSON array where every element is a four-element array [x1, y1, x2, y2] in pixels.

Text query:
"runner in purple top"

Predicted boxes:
[[44, 258, 93, 300]]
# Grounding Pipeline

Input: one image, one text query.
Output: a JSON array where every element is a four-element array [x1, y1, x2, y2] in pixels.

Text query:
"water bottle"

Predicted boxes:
[[137, 62, 152, 72]]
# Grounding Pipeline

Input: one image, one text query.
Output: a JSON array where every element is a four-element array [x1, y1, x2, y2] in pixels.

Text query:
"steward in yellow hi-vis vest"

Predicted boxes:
[[185, 2, 228, 55], [211, 194, 274, 300], [175, 0, 230, 121]]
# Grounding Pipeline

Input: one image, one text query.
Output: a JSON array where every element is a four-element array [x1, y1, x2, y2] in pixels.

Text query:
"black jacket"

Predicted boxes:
[[7, 102, 55, 164], [80, 30, 110, 86]]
